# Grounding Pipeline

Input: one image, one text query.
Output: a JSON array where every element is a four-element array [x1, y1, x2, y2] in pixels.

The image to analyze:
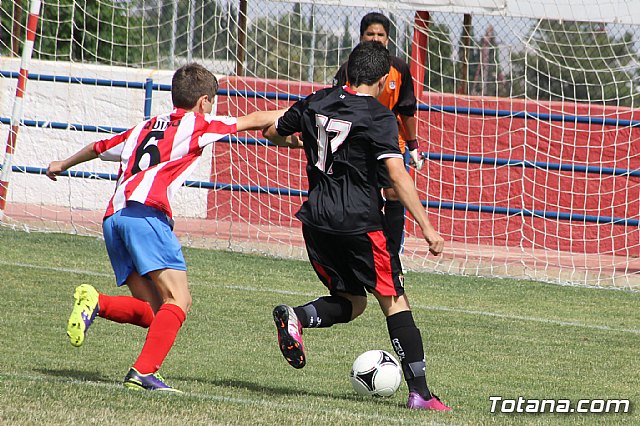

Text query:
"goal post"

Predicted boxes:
[[0, 0, 41, 220], [1, 0, 639, 289]]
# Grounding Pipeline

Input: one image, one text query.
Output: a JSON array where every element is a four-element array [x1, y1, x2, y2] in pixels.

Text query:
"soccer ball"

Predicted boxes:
[[349, 350, 402, 397]]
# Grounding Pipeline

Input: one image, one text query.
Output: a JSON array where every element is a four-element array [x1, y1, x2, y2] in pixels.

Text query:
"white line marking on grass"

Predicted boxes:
[[0, 261, 112, 277], [223, 284, 315, 297], [4, 261, 640, 335], [417, 305, 640, 335], [1, 373, 427, 425], [214, 283, 640, 340]]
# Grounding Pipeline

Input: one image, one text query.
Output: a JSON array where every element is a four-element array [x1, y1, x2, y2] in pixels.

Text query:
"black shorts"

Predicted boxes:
[[302, 224, 404, 297]]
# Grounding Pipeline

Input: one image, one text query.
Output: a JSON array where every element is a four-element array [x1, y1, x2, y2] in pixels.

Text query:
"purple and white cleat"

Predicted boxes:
[[123, 368, 181, 392]]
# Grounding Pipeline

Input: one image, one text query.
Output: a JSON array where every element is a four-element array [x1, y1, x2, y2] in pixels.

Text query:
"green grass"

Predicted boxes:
[[0, 228, 639, 425]]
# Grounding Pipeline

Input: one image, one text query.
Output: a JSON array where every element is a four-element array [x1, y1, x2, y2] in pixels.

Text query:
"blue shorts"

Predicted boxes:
[[102, 202, 186, 286]]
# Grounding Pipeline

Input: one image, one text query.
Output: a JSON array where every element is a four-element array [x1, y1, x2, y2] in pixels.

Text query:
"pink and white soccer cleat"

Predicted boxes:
[[273, 304, 306, 369]]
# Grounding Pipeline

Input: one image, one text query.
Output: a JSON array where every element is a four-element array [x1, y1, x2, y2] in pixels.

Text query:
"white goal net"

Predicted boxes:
[[1, 0, 639, 289]]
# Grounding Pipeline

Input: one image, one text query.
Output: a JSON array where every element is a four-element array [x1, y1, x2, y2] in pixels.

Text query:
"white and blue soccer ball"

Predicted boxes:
[[349, 349, 402, 397]]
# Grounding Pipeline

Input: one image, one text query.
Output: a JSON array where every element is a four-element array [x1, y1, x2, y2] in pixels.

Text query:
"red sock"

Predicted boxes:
[[98, 294, 154, 328], [133, 303, 186, 374]]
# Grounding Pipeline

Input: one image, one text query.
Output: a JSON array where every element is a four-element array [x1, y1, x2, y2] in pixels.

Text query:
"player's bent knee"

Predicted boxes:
[[162, 291, 192, 314], [177, 293, 192, 314], [350, 297, 367, 320]]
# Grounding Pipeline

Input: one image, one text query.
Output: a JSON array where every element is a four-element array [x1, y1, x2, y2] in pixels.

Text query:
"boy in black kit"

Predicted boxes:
[[263, 41, 450, 411]]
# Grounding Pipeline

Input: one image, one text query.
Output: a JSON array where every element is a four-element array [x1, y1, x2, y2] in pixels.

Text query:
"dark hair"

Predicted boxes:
[[347, 41, 390, 87], [171, 63, 219, 109], [359, 12, 390, 37]]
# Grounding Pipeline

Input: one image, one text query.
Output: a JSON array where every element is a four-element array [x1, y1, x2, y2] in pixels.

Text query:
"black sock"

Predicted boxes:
[[384, 200, 405, 256], [293, 296, 352, 328], [386, 310, 432, 399]]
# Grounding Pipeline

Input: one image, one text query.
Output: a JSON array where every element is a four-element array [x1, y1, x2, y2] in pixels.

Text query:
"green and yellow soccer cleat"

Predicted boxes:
[[67, 284, 99, 347]]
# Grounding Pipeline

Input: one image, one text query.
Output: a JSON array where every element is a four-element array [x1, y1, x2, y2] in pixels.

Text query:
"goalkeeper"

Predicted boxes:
[[333, 12, 423, 264]]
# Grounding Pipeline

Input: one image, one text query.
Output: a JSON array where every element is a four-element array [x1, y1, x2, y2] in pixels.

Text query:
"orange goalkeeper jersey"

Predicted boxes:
[[333, 55, 417, 153]]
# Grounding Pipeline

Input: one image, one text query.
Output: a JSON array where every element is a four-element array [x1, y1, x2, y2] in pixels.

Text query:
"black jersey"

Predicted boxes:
[[276, 85, 403, 235], [333, 55, 417, 118], [334, 55, 416, 154]]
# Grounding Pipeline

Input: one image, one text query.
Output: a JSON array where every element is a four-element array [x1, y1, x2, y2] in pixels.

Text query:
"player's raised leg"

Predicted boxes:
[[67, 284, 99, 347], [273, 304, 306, 369], [273, 294, 365, 370], [67, 272, 162, 347]]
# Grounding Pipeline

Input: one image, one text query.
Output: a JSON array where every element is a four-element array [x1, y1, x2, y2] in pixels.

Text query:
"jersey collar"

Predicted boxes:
[[342, 85, 373, 97], [171, 108, 189, 120]]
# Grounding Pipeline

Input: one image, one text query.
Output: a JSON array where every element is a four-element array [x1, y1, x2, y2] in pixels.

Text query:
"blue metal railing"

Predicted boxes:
[[6, 165, 308, 198], [418, 104, 640, 128], [2, 69, 638, 226], [6, 165, 636, 226], [422, 152, 640, 178]]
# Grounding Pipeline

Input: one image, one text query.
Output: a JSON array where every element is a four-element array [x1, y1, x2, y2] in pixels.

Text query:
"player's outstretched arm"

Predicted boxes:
[[236, 109, 287, 132], [263, 123, 302, 148], [46, 143, 98, 181], [385, 156, 443, 255]]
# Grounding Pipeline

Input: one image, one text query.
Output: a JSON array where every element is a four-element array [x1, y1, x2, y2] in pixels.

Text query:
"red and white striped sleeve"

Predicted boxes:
[[93, 127, 135, 162], [198, 115, 237, 148]]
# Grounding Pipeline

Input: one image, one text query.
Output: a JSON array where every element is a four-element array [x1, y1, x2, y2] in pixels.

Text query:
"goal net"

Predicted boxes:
[[1, 0, 639, 289]]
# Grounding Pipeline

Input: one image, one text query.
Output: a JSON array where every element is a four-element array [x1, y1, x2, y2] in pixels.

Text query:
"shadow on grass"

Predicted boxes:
[[189, 377, 402, 407], [35, 368, 111, 384], [33, 368, 403, 408]]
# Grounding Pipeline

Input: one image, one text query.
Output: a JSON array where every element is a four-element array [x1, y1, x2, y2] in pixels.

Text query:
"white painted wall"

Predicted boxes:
[[0, 58, 218, 218]]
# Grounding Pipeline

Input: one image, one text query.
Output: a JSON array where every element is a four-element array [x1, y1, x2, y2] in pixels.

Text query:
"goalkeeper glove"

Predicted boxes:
[[408, 149, 423, 171], [406, 139, 423, 171]]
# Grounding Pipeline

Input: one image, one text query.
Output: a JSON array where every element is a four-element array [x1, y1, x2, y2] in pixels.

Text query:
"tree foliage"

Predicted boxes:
[[458, 24, 509, 97], [425, 20, 456, 93], [338, 17, 353, 67], [145, 0, 237, 66], [3, 1, 639, 105], [245, 3, 345, 83], [0, 1, 28, 56], [3, 0, 237, 68], [510, 19, 640, 106], [36, 0, 153, 65]]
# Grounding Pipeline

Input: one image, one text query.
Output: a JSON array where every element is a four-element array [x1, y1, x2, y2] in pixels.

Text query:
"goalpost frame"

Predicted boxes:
[[409, 10, 429, 97], [0, 0, 41, 220]]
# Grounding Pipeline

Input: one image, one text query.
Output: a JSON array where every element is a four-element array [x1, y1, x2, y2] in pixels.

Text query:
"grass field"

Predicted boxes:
[[0, 228, 639, 425]]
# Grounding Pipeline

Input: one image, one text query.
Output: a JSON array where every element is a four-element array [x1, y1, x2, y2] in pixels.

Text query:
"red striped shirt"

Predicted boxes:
[[93, 108, 237, 219]]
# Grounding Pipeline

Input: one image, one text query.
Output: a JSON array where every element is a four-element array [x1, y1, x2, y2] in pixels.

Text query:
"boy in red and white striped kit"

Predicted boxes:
[[46, 63, 282, 392]]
